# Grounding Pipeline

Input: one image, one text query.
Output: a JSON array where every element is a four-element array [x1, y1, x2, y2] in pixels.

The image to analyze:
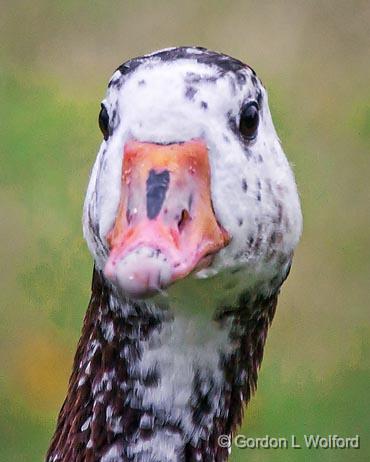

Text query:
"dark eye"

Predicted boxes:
[[239, 102, 259, 140], [98, 104, 110, 140]]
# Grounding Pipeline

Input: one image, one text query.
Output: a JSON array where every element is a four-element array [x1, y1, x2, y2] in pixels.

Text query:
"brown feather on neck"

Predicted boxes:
[[46, 267, 279, 462]]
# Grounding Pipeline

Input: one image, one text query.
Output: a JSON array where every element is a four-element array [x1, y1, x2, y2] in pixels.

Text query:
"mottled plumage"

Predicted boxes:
[[47, 47, 302, 462]]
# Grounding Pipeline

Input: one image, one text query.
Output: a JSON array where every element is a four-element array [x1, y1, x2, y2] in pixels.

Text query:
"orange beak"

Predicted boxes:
[[104, 139, 230, 297]]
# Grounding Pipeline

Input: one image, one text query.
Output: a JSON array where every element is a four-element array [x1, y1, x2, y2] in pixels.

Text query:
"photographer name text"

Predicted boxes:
[[218, 434, 360, 450]]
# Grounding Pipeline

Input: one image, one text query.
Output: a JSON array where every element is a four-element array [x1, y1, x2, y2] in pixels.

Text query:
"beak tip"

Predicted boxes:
[[105, 247, 173, 298]]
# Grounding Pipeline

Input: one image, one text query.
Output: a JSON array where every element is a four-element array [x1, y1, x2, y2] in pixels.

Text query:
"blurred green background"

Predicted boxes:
[[1, 1, 369, 461]]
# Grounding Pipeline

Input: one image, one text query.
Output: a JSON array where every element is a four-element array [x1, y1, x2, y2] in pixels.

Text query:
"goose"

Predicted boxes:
[[46, 46, 302, 462]]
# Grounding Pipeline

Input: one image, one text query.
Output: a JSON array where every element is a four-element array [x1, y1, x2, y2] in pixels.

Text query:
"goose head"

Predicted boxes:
[[83, 47, 302, 308]]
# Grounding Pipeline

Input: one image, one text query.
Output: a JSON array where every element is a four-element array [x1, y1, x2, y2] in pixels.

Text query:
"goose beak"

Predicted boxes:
[[104, 139, 230, 298]]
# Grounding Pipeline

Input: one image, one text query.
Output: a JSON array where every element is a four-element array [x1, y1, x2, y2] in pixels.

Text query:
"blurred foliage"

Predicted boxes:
[[0, 1, 369, 461]]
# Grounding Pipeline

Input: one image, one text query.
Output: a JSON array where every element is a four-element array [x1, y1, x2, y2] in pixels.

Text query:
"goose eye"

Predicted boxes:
[[98, 104, 110, 140], [239, 102, 259, 140]]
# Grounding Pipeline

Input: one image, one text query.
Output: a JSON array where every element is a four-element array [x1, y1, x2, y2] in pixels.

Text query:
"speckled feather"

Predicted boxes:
[[47, 47, 301, 462], [46, 269, 279, 462]]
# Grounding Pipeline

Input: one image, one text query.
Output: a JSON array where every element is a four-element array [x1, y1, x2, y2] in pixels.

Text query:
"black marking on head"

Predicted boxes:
[[185, 72, 202, 83], [242, 179, 248, 192], [236, 73, 247, 86], [200, 101, 208, 110], [205, 75, 218, 83], [284, 216, 291, 233], [227, 111, 238, 133], [266, 178, 273, 194], [276, 201, 283, 224], [117, 60, 144, 76], [254, 233, 262, 250], [257, 89, 263, 107], [238, 218, 243, 227], [251, 74, 258, 88], [88, 203, 105, 260], [153, 47, 247, 74], [223, 134, 230, 143], [258, 154, 263, 163], [270, 231, 283, 246], [108, 77, 122, 89], [185, 72, 218, 86], [111, 108, 117, 125], [185, 86, 197, 100], [110, 106, 121, 133], [115, 47, 253, 82], [146, 169, 170, 219], [138, 79, 146, 86], [256, 180, 262, 201]]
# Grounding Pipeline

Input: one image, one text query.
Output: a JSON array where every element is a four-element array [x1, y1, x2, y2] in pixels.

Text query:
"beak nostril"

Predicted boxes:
[[178, 209, 191, 233], [126, 209, 132, 225]]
